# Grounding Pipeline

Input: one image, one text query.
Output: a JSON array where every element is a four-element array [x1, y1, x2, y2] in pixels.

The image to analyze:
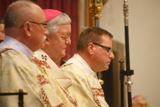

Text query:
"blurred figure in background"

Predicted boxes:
[[132, 95, 149, 107], [0, 17, 5, 42]]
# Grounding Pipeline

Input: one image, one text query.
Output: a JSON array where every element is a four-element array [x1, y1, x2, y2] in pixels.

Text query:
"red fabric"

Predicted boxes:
[[43, 9, 62, 22], [0, 0, 15, 17], [132, 95, 142, 100], [0, 0, 79, 61]]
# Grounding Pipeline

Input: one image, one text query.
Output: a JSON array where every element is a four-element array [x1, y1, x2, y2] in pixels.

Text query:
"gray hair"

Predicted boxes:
[[5, 0, 38, 28], [46, 13, 71, 35], [132, 95, 146, 104]]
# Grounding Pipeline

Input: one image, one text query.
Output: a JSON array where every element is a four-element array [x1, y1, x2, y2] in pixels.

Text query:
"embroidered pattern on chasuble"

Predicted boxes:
[[0, 49, 55, 107], [61, 62, 109, 107], [59, 85, 77, 107], [31, 57, 51, 69], [88, 76, 108, 107], [37, 74, 52, 107], [92, 88, 104, 97], [91, 88, 105, 107], [31, 57, 77, 107], [37, 74, 65, 107]]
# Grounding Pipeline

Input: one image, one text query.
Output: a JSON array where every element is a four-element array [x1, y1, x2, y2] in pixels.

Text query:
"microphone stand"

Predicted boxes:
[[0, 89, 27, 107], [120, 0, 134, 107], [89, 0, 104, 85]]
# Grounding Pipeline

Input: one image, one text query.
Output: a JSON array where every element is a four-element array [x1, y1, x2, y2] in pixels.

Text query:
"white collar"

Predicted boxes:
[[0, 36, 33, 59], [67, 54, 98, 78]]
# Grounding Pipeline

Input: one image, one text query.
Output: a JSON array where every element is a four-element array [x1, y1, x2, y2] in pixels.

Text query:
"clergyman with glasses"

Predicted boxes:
[[61, 26, 114, 107], [31, 9, 77, 107], [0, 1, 68, 107]]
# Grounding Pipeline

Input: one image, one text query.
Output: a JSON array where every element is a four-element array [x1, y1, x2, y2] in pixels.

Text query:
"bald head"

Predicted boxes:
[[4, 0, 48, 52], [5, 0, 44, 29]]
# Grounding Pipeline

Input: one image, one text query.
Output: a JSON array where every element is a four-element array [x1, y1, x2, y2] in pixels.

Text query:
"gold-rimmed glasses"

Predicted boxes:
[[59, 34, 71, 41]]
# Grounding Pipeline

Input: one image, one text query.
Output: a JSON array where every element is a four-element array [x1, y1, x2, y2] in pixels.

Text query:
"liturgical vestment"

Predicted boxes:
[[61, 54, 109, 107], [0, 36, 73, 107], [31, 49, 77, 107]]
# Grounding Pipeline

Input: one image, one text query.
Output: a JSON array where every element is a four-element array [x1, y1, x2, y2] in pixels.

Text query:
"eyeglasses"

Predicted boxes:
[[92, 42, 112, 53], [59, 34, 71, 41], [20, 21, 47, 29]]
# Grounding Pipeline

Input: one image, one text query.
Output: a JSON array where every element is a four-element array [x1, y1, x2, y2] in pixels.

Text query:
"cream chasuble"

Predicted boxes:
[[0, 49, 65, 107], [31, 49, 77, 107], [61, 54, 109, 107]]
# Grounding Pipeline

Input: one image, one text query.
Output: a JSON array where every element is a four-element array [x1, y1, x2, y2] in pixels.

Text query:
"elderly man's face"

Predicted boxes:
[[26, 5, 48, 51], [46, 24, 71, 63], [0, 23, 5, 41]]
